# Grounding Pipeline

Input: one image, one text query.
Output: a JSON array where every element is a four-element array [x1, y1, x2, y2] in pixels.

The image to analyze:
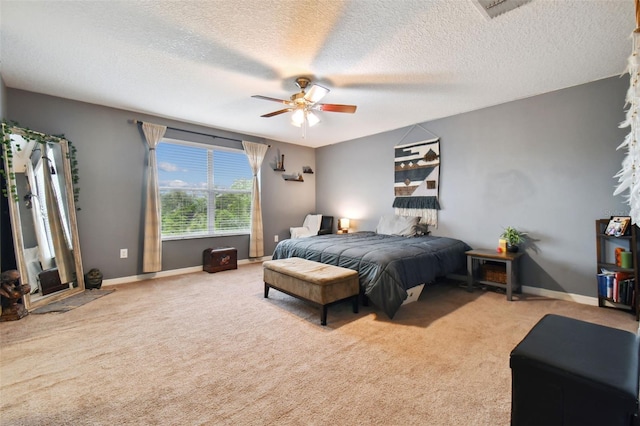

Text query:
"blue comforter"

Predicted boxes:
[[272, 232, 471, 318]]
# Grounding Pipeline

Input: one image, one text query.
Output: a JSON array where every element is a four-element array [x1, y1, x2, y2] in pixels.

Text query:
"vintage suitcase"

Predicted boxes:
[[39, 268, 69, 295], [203, 247, 238, 273]]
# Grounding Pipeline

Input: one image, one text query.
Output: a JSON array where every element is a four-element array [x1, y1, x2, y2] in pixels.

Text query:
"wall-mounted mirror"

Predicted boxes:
[[2, 124, 84, 310]]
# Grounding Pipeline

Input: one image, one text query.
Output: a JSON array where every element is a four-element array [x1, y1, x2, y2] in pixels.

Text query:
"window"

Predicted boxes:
[[157, 139, 252, 239]]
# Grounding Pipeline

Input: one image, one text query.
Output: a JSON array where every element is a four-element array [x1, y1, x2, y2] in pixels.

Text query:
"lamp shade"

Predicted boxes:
[[338, 218, 350, 230], [291, 108, 304, 127], [306, 111, 320, 127]]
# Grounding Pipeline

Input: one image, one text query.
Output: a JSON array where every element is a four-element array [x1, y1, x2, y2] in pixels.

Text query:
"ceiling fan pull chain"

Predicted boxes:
[[302, 113, 307, 139]]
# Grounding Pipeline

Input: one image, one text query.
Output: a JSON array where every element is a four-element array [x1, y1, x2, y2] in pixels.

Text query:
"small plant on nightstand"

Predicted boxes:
[[500, 226, 528, 253]]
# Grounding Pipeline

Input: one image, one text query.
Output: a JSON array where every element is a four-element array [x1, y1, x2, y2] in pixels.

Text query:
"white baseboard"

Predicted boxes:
[[102, 260, 599, 309], [521, 285, 598, 306], [445, 273, 599, 307], [101, 256, 272, 287]]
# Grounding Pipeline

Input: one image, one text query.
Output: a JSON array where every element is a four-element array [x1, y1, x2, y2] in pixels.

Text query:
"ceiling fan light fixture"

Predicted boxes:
[[291, 108, 305, 127], [306, 111, 320, 127], [253, 77, 356, 132]]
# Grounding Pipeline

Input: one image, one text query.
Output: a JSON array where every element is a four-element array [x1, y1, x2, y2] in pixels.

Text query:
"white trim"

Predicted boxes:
[[102, 256, 273, 287], [445, 273, 599, 307], [521, 285, 598, 306]]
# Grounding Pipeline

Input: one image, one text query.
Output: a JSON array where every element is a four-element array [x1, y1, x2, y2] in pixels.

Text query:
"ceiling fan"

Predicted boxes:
[[252, 77, 357, 129]]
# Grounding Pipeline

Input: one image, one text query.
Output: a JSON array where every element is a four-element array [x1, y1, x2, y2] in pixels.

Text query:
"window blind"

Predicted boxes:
[[157, 139, 252, 238]]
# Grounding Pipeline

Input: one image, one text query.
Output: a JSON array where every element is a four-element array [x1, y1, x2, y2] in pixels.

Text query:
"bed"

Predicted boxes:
[[271, 230, 471, 319]]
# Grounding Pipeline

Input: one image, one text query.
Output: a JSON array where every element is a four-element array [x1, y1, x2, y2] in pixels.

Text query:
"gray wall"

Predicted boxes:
[[5, 89, 315, 279], [317, 76, 630, 298], [0, 75, 6, 119], [5, 76, 628, 298]]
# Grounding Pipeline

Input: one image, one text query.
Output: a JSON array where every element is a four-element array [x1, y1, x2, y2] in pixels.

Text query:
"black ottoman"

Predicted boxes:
[[510, 314, 639, 426]]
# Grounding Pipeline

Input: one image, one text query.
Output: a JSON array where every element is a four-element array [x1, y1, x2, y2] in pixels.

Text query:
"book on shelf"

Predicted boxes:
[[598, 269, 634, 304]]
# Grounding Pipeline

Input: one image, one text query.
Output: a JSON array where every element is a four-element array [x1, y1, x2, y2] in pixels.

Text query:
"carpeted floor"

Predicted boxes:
[[0, 262, 637, 425]]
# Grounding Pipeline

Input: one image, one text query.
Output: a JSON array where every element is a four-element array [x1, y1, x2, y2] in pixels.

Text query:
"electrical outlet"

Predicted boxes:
[[120, 248, 128, 259], [274, 235, 279, 242]]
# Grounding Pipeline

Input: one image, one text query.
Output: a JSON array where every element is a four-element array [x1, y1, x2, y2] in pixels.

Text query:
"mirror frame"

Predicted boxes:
[[2, 124, 85, 310]]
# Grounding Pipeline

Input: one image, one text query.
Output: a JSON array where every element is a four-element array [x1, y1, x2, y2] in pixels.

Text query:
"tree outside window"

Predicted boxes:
[[157, 140, 252, 239]]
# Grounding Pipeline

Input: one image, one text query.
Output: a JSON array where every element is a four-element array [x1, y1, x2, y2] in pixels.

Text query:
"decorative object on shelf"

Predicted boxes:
[[303, 166, 314, 174], [605, 216, 631, 237], [614, 2, 640, 225], [274, 154, 285, 171], [337, 218, 350, 234], [621, 251, 634, 269], [283, 173, 303, 182], [500, 226, 528, 253], [615, 247, 626, 266]]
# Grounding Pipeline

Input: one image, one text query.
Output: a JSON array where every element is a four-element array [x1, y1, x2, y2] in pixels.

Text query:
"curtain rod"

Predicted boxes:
[[130, 119, 270, 147]]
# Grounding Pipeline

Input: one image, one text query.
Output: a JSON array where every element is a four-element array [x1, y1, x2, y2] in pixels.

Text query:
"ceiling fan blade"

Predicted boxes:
[[317, 103, 357, 113], [252, 95, 292, 105], [260, 108, 292, 118], [304, 84, 330, 104]]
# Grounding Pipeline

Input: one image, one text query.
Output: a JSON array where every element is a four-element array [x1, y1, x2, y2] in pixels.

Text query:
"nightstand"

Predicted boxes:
[[466, 249, 524, 301]]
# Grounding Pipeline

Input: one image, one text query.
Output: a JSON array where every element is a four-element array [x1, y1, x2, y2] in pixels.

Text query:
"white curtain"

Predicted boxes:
[[42, 147, 75, 283], [242, 141, 268, 258], [26, 160, 54, 270], [142, 123, 167, 273]]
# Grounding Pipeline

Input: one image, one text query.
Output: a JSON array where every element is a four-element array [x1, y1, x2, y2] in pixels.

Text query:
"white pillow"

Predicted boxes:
[[376, 215, 420, 236]]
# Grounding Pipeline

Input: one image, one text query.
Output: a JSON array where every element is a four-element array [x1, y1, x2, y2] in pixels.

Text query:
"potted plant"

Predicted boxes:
[[501, 226, 528, 253]]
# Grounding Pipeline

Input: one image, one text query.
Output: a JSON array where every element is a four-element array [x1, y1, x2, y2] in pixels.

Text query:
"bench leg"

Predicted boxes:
[[352, 295, 359, 313], [321, 305, 328, 326], [264, 283, 270, 298]]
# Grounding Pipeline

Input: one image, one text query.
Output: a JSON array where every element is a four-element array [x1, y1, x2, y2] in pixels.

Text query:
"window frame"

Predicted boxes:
[[158, 137, 252, 241]]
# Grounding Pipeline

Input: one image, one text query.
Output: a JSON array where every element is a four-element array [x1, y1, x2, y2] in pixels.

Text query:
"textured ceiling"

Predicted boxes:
[[0, 0, 635, 148]]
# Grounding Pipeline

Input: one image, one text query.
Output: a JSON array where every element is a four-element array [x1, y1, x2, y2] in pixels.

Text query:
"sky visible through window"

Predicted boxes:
[[157, 143, 252, 189]]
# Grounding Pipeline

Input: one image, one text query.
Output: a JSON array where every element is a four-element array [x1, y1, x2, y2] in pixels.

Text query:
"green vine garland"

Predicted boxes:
[[0, 120, 80, 210]]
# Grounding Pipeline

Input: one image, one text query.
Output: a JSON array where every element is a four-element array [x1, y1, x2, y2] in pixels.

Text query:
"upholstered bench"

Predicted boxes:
[[510, 314, 640, 426], [263, 258, 359, 325]]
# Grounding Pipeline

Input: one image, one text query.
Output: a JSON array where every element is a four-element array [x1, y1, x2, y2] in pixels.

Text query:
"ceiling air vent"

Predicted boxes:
[[472, 0, 533, 20]]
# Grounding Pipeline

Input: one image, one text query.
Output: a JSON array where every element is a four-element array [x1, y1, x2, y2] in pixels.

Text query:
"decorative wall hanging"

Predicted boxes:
[[393, 136, 441, 226], [614, 1, 640, 224]]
